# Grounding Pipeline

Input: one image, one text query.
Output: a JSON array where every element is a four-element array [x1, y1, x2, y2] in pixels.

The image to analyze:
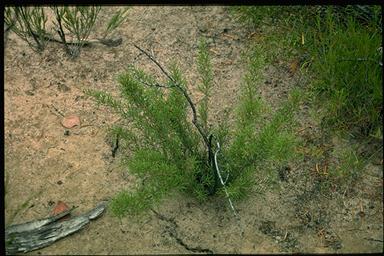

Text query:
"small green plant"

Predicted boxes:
[[87, 40, 300, 217], [4, 6, 129, 57], [52, 6, 101, 56]]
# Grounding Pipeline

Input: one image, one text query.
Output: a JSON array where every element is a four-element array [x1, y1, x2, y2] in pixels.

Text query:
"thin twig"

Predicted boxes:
[[133, 44, 225, 194], [133, 44, 174, 82], [283, 230, 288, 241], [132, 44, 212, 157], [364, 237, 383, 243], [54, 8, 71, 54]]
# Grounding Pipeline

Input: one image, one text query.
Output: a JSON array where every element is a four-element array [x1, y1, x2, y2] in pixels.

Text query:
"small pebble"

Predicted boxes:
[[61, 115, 81, 129]]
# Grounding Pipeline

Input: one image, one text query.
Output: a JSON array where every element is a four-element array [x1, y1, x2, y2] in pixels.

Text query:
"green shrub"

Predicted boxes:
[[87, 41, 300, 217]]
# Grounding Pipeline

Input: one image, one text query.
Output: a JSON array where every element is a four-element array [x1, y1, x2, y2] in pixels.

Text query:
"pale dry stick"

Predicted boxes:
[[283, 230, 288, 241], [214, 141, 244, 237], [209, 48, 220, 55], [214, 142, 237, 216], [296, 126, 311, 134]]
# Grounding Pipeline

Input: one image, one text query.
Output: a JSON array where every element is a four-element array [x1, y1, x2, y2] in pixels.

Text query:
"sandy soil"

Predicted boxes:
[[4, 6, 383, 254]]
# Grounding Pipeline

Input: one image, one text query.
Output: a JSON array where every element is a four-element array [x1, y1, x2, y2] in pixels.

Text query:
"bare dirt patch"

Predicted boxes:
[[4, 6, 383, 254]]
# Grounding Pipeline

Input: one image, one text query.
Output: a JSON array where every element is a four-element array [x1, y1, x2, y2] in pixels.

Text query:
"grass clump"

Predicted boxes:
[[231, 5, 382, 196], [88, 40, 300, 217], [310, 8, 382, 135], [231, 5, 382, 137]]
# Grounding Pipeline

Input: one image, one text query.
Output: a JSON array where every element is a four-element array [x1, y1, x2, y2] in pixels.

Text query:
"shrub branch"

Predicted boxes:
[[133, 43, 219, 193], [53, 7, 71, 54]]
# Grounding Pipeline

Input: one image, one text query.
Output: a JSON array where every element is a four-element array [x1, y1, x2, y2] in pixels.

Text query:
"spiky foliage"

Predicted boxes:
[[213, 46, 300, 200], [4, 6, 128, 57], [4, 7, 48, 52], [102, 7, 129, 39], [87, 41, 300, 217], [196, 38, 214, 133], [52, 6, 101, 56], [87, 50, 214, 215]]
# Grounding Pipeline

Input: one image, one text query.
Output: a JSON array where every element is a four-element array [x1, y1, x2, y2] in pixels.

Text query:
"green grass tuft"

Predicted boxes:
[[231, 5, 382, 137]]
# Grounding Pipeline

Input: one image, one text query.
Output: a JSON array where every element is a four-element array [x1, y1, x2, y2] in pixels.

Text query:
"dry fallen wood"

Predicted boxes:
[[5, 201, 107, 254]]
